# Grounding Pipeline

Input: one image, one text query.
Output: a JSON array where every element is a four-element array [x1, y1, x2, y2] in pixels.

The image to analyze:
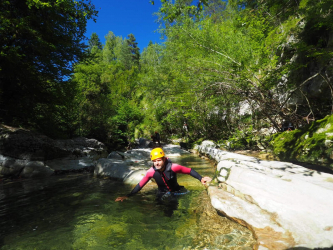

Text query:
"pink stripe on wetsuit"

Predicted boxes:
[[138, 164, 191, 188], [128, 160, 202, 197]]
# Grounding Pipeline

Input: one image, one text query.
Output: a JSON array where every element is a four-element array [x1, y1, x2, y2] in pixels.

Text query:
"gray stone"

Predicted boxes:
[[0, 157, 26, 177], [21, 161, 54, 178], [94, 158, 132, 180], [0, 125, 109, 177], [0, 125, 107, 162], [107, 151, 123, 160]]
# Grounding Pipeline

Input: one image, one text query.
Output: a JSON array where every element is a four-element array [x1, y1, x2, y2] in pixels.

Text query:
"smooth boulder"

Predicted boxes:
[[197, 140, 333, 250]]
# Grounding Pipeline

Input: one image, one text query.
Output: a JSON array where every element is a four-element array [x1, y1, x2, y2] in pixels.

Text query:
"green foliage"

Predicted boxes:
[[0, 0, 97, 133], [118, 34, 140, 70], [222, 126, 257, 151], [88, 33, 103, 51], [103, 31, 117, 63], [3, 0, 333, 156], [159, 0, 209, 23], [109, 100, 144, 144], [70, 31, 142, 146]]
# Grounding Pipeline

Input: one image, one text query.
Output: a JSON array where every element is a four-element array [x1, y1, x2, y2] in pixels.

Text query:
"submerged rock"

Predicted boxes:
[[197, 140, 333, 249]]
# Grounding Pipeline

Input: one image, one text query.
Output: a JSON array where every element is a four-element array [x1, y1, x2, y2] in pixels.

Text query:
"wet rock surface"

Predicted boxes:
[[197, 140, 333, 250]]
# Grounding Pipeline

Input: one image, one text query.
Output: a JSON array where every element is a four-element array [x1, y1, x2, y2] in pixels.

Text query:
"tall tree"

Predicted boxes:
[[127, 33, 141, 67], [119, 34, 140, 70], [0, 0, 97, 128], [88, 32, 103, 51], [103, 31, 117, 63]]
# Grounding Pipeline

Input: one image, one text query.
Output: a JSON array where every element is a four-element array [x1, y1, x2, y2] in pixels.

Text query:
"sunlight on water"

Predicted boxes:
[[0, 154, 256, 249]]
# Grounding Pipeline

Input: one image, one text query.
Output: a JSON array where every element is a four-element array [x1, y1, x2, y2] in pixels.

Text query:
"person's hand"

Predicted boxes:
[[201, 176, 212, 185], [115, 196, 128, 202]]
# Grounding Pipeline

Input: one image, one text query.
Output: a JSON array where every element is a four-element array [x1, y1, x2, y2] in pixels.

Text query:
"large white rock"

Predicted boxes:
[[197, 141, 333, 249]]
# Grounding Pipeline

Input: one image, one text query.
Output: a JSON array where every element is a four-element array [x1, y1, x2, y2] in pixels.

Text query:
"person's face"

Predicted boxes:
[[153, 157, 165, 170]]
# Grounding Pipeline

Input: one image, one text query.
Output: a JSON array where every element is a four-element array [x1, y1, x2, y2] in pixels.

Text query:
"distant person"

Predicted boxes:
[[182, 122, 188, 137], [183, 122, 188, 132], [115, 147, 212, 202], [154, 131, 161, 146]]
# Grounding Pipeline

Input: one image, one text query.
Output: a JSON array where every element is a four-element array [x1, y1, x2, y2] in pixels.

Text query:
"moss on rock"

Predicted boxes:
[[270, 114, 333, 169]]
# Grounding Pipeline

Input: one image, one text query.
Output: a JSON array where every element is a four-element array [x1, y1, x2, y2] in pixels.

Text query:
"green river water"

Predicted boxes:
[[0, 154, 256, 250]]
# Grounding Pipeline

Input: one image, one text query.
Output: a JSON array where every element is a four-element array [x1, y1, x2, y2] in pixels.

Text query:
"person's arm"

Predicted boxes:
[[115, 168, 154, 202], [171, 164, 212, 184]]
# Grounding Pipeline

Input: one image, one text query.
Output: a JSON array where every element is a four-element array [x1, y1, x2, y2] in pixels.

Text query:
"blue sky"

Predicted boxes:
[[85, 0, 163, 52]]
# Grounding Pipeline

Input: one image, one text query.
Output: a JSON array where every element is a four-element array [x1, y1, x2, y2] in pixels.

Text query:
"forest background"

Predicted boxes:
[[1, 0, 333, 153]]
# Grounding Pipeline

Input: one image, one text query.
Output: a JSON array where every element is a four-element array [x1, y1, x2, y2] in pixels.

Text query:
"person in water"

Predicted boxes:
[[115, 147, 212, 202]]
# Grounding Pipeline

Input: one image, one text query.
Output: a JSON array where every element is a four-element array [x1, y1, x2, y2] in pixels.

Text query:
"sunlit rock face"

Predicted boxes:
[[198, 140, 333, 250]]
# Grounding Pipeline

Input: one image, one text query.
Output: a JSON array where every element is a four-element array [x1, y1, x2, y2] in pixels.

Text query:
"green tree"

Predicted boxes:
[[119, 34, 140, 70], [0, 0, 97, 130], [88, 32, 103, 51], [103, 31, 117, 63], [73, 55, 113, 141], [141, 0, 282, 140], [72, 31, 142, 144], [110, 99, 143, 145]]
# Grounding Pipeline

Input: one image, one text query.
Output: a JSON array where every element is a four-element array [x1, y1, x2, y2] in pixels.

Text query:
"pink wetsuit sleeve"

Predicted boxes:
[[138, 167, 155, 187], [171, 164, 192, 174], [171, 163, 203, 181]]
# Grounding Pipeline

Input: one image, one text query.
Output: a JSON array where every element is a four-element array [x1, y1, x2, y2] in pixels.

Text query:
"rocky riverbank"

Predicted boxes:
[[0, 125, 107, 178], [196, 140, 333, 250]]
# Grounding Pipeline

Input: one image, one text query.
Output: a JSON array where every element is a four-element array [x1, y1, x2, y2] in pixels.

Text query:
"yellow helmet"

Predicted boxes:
[[150, 148, 165, 161]]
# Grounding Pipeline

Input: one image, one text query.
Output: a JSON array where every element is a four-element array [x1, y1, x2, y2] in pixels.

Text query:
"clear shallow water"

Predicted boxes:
[[0, 154, 256, 250]]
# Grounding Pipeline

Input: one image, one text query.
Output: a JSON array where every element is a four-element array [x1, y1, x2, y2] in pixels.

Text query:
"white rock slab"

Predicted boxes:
[[208, 186, 293, 250], [198, 141, 333, 249]]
